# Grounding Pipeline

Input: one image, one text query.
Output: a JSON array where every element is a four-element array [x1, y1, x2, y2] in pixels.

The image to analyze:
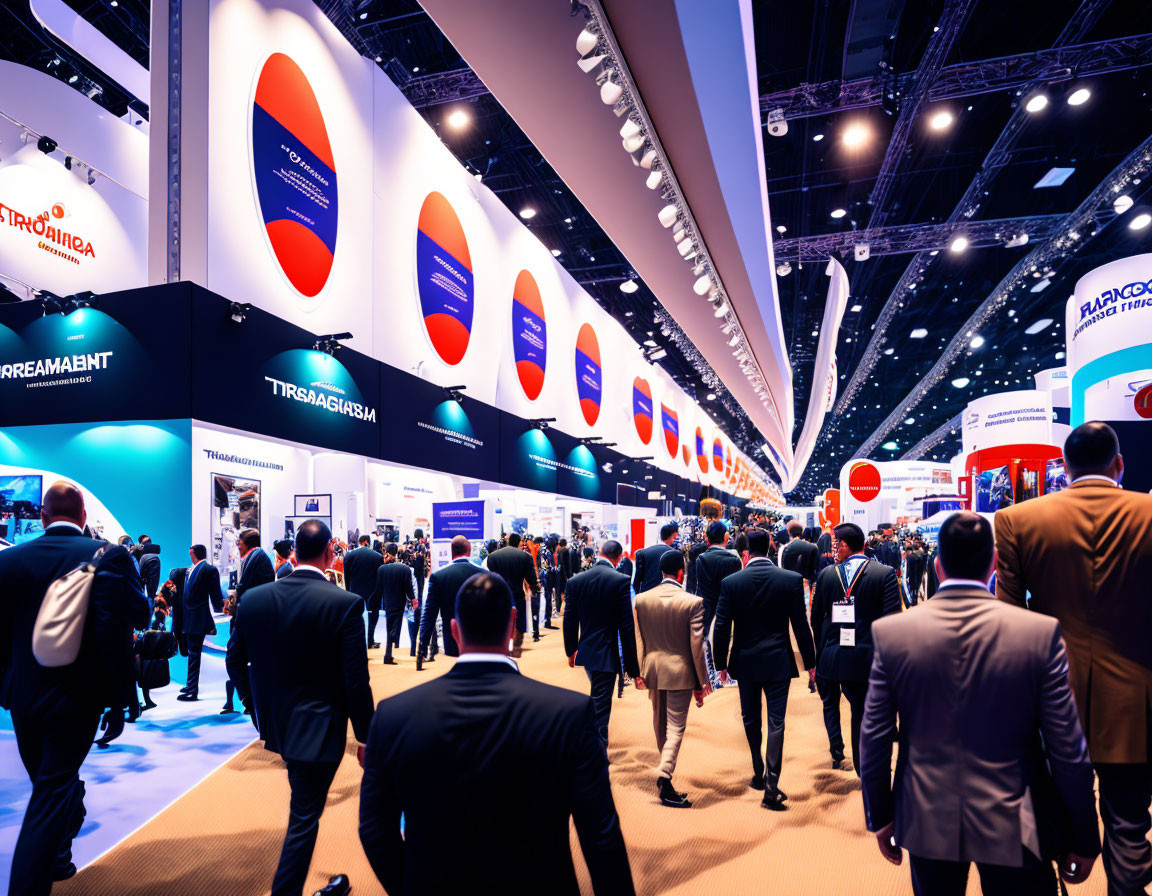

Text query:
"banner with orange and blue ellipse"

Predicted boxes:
[[575, 323, 602, 425], [632, 377, 653, 443], [661, 404, 678, 458], [511, 270, 546, 400], [712, 437, 724, 472], [416, 191, 474, 366]]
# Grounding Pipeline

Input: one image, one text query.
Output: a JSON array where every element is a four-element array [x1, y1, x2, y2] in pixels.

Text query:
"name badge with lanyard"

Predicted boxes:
[[834, 560, 870, 647]]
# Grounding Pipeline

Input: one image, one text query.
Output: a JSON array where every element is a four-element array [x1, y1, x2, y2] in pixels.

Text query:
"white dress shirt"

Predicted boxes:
[[455, 652, 518, 670]]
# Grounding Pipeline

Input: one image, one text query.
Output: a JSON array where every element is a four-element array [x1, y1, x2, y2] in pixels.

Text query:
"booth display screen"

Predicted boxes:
[[975, 465, 1014, 513], [1045, 459, 1069, 494], [211, 473, 261, 575], [0, 474, 43, 544]]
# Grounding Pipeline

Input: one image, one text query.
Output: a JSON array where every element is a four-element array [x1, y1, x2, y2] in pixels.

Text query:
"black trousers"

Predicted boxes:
[[1096, 762, 1152, 896], [839, 678, 868, 776], [735, 679, 790, 794], [815, 676, 846, 761], [10, 708, 100, 896], [909, 849, 1055, 896], [271, 758, 341, 896], [543, 577, 555, 617], [383, 610, 403, 662], [514, 596, 528, 635], [586, 669, 617, 748], [529, 592, 541, 636], [366, 608, 380, 646], [185, 633, 206, 694], [409, 597, 422, 657]]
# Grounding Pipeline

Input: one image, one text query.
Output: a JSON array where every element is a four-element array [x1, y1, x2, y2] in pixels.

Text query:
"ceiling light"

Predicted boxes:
[[884, 347, 894, 355], [910, 328, 928, 338], [646, 170, 663, 190], [882, 441, 899, 451], [693, 275, 711, 295], [551, 249, 561, 257], [1067, 87, 1091, 106], [446, 109, 470, 129], [728, 335, 740, 346], [706, 393, 716, 401], [577, 53, 605, 74], [776, 262, 792, 276], [951, 377, 970, 388], [970, 335, 985, 348], [1129, 212, 1152, 231], [830, 208, 847, 219], [658, 204, 678, 228], [519, 207, 536, 220], [1034, 167, 1075, 189], [576, 28, 598, 55], [713, 301, 729, 318], [1025, 318, 1053, 335], [1030, 277, 1050, 293], [842, 122, 870, 148], [677, 240, 694, 258], [649, 348, 667, 360], [1114, 195, 1134, 215], [620, 118, 641, 140], [622, 134, 645, 153], [812, 133, 824, 142], [1024, 93, 1048, 113], [949, 235, 969, 253], [928, 110, 953, 131], [1055, 351, 1066, 360], [850, 304, 862, 313], [905, 417, 915, 425], [619, 279, 638, 293], [600, 79, 623, 105], [639, 149, 656, 169]]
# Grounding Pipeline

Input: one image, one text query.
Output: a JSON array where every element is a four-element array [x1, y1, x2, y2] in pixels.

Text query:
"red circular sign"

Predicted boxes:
[[847, 461, 882, 502], [1135, 383, 1152, 419]]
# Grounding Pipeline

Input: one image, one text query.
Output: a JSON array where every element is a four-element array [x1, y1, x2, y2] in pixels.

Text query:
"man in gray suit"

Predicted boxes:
[[859, 512, 1100, 895]]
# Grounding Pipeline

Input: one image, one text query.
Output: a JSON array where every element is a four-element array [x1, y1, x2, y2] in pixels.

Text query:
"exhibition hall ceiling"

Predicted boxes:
[[3, 0, 1152, 501]]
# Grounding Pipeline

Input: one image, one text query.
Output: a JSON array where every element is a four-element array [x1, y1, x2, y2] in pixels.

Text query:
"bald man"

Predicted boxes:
[[0, 481, 150, 893], [418, 535, 477, 665]]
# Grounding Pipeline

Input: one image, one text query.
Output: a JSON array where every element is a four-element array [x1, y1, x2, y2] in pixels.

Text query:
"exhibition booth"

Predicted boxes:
[[836, 458, 955, 533]]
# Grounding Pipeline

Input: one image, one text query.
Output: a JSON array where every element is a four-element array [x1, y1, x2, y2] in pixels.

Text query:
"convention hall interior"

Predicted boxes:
[[1, 0, 1151, 894]]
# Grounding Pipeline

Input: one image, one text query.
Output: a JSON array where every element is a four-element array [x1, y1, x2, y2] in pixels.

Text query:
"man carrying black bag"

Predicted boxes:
[[0, 481, 150, 894]]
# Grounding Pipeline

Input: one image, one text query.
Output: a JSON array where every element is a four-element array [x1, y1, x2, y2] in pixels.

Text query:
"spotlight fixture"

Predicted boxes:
[[693, 275, 711, 295], [928, 109, 954, 131], [1024, 93, 1048, 113], [519, 207, 536, 220], [600, 78, 623, 105], [36, 135, 57, 155], [657, 204, 677, 228], [1113, 195, 1134, 215], [444, 384, 467, 403], [229, 301, 251, 323], [551, 248, 562, 257], [841, 122, 869, 148], [446, 109, 470, 129], [830, 208, 846, 219], [576, 27, 598, 56], [619, 279, 638, 293], [776, 262, 792, 276], [314, 332, 353, 356], [1129, 212, 1151, 231], [530, 417, 556, 431], [713, 300, 728, 317], [1066, 87, 1091, 106], [949, 235, 970, 253], [969, 335, 985, 349], [577, 53, 605, 74]]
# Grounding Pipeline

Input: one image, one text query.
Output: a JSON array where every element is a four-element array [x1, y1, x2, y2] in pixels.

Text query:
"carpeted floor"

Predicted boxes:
[[58, 618, 1110, 895]]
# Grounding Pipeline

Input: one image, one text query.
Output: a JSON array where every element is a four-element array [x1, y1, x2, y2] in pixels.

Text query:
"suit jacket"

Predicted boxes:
[[485, 546, 540, 601], [0, 527, 149, 716], [419, 558, 480, 657], [634, 582, 708, 692], [563, 561, 639, 676], [616, 555, 633, 585], [343, 546, 384, 604], [811, 558, 901, 682], [235, 548, 275, 602], [713, 558, 815, 681], [555, 547, 572, 591], [370, 561, 416, 615], [226, 569, 373, 763], [182, 560, 223, 636], [780, 539, 819, 583], [138, 546, 162, 599], [874, 539, 902, 572], [860, 586, 1100, 866], [693, 545, 743, 612], [167, 566, 188, 650], [359, 661, 635, 896], [275, 560, 293, 580], [633, 542, 674, 594], [996, 480, 1152, 763]]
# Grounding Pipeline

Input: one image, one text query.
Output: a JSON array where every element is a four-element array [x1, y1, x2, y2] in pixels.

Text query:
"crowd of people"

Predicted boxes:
[[2, 420, 1151, 896]]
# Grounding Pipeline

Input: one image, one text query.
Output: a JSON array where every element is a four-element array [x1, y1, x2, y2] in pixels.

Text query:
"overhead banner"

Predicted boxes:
[[632, 377, 653, 443], [511, 270, 546, 400], [695, 428, 707, 473], [417, 191, 474, 365], [574, 323, 602, 426], [961, 390, 1054, 455], [661, 404, 679, 458]]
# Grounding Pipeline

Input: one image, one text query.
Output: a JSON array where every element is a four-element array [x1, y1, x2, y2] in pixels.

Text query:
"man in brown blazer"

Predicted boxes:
[[996, 422, 1152, 895], [634, 550, 710, 809]]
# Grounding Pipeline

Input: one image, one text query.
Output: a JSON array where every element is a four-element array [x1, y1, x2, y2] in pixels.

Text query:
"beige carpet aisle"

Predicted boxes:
[[61, 617, 1109, 895]]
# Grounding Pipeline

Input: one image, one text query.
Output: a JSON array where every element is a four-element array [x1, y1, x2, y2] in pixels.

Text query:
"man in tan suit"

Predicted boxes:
[[635, 550, 710, 808], [996, 422, 1152, 895]]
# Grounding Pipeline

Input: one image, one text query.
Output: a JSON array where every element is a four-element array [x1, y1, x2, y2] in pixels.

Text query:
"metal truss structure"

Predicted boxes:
[[900, 413, 962, 460]]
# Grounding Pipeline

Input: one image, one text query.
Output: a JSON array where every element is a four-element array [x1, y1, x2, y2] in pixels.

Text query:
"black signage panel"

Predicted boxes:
[[189, 286, 381, 458], [0, 284, 192, 427]]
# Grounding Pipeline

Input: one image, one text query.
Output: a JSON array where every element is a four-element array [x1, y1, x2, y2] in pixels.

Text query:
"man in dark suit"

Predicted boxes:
[[684, 537, 708, 597], [0, 482, 149, 893], [713, 528, 815, 809], [563, 540, 639, 747], [222, 529, 275, 714], [694, 521, 743, 684], [343, 535, 384, 646], [554, 538, 571, 612], [359, 572, 635, 895], [996, 422, 1152, 895], [167, 565, 188, 647], [137, 541, 162, 600], [273, 540, 294, 579], [417, 535, 477, 667], [861, 512, 1100, 894], [810, 522, 900, 773], [178, 543, 223, 702], [369, 543, 416, 664], [779, 521, 819, 587], [486, 532, 540, 655], [633, 522, 678, 594], [874, 528, 902, 572], [226, 519, 372, 896], [616, 551, 633, 588]]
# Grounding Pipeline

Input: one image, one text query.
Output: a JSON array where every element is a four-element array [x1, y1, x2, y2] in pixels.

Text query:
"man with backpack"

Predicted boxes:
[[0, 481, 149, 894]]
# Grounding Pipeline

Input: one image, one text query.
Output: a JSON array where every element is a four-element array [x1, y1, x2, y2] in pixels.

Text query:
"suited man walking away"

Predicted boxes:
[[861, 512, 1100, 895], [486, 532, 541, 655], [779, 521, 819, 591], [634, 551, 710, 808], [226, 519, 373, 896], [418, 535, 477, 666], [633, 522, 678, 594], [0, 482, 149, 894], [343, 535, 384, 647], [693, 521, 743, 684], [359, 572, 635, 895], [178, 543, 223, 702], [368, 543, 416, 664], [137, 540, 162, 601], [222, 529, 275, 714], [996, 422, 1152, 896], [713, 528, 815, 809], [810, 522, 900, 773], [564, 540, 640, 748]]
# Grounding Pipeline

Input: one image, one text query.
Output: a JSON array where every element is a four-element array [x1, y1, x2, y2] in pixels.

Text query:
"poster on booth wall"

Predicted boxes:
[[431, 499, 486, 541], [210, 474, 260, 579], [0, 473, 43, 544]]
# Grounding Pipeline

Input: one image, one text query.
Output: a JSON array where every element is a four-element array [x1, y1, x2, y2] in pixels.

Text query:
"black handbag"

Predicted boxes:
[[135, 656, 171, 689]]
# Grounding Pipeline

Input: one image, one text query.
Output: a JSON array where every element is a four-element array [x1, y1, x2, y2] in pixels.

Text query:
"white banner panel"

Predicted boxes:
[[961, 390, 1054, 454]]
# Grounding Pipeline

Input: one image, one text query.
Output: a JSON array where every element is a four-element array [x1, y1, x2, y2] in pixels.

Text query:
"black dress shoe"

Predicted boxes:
[[51, 862, 77, 882], [749, 774, 765, 790], [544, 622, 556, 629], [760, 792, 787, 811], [533, 634, 540, 642], [368, 641, 380, 649], [179, 685, 192, 694], [220, 706, 237, 715], [657, 778, 691, 808], [425, 654, 436, 662], [176, 692, 198, 702], [142, 699, 157, 711], [312, 873, 350, 896], [382, 658, 398, 665], [831, 757, 844, 770]]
